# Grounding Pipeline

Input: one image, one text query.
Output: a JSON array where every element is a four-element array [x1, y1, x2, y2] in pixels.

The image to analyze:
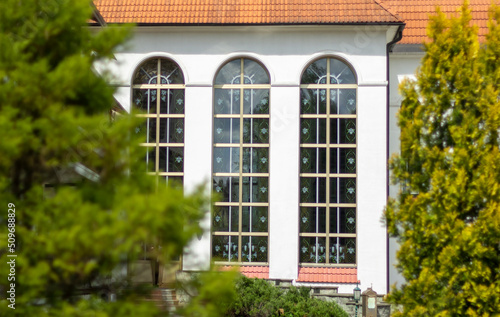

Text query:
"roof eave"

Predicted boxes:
[[106, 21, 405, 27]]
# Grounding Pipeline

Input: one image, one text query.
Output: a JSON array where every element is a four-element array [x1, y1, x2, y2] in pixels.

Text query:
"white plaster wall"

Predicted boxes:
[[182, 86, 213, 271], [100, 24, 393, 291], [389, 54, 423, 107], [268, 86, 300, 280], [356, 85, 388, 293], [99, 25, 390, 86], [388, 53, 424, 287]]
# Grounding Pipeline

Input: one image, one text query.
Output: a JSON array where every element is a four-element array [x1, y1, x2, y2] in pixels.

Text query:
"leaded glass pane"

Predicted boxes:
[[159, 89, 168, 113], [214, 118, 240, 144], [241, 236, 268, 262], [135, 118, 156, 144], [330, 59, 356, 84], [160, 60, 184, 84], [158, 118, 184, 143], [300, 89, 327, 114], [340, 148, 356, 173], [242, 148, 269, 173], [329, 208, 338, 234], [339, 208, 356, 233], [213, 176, 239, 202], [329, 178, 338, 203], [213, 147, 239, 174], [215, 59, 241, 84], [242, 177, 268, 203], [339, 89, 356, 114], [300, 118, 327, 144], [330, 89, 338, 114], [300, 237, 326, 263], [300, 148, 327, 174], [133, 59, 158, 85], [299, 207, 326, 233], [212, 206, 239, 232], [133, 89, 156, 113], [214, 88, 240, 114], [212, 235, 239, 262], [300, 177, 326, 203], [159, 89, 184, 114], [251, 207, 268, 232], [170, 118, 184, 143], [243, 59, 270, 84], [243, 89, 269, 114], [242, 207, 268, 233], [243, 118, 269, 144], [339, 119, 356, 144], [339, 178, 356, 203], [331, 238, 356, 264], [145, 147, 155, 172], [330, 118, 338, 144], [242, 207, 250, 232], [158, 147, 183, 172], [330, 148, 338, 174], [301, 58, 327, 84], [329, 238, 338, 263]]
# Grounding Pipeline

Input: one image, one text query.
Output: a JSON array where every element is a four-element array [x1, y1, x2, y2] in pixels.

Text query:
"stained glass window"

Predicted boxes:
[[212, 58, 270, 264], [132, 58, 185, 186], [299, 58, 357, 265]]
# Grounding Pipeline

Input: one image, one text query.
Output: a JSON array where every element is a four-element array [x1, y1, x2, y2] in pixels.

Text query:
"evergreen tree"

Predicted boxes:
[[386, 3, 500, 316], [0, 0, 234, 316]]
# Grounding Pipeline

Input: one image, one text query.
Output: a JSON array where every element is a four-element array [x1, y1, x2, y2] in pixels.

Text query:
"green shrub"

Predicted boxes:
[[225, 276, 348, 317]]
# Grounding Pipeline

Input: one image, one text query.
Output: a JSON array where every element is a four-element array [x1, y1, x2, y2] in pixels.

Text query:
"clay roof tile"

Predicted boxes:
[[381, 0, 498, 44], [296, 267, 357, 284], [93, 0, 403, 24]]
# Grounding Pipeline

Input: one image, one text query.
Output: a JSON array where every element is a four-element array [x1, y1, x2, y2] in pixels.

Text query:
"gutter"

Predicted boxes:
[[90, 2, 107, 27], [385, 23, 405, 295]]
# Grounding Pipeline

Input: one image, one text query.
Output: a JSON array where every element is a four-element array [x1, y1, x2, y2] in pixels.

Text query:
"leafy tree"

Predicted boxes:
[[225, 276, 348, 317], [0, 0, 234, 316], [385, 3, 500, 316]]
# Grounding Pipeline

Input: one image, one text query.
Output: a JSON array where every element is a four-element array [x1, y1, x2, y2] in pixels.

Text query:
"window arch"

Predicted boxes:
[[212, 58, 270, 264], [299, 57, 357, 265], [132, 58, 185, 185]]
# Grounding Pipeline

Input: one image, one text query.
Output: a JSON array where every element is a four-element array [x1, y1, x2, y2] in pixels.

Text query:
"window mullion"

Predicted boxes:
[[238, 59, 244, 262], [325, 58, 331, 264]]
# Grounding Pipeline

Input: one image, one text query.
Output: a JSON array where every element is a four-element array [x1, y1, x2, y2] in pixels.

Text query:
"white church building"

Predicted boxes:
[[91, 0, 494, 295]]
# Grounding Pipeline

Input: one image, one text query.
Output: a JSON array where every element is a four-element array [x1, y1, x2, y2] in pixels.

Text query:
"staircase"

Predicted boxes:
[[144, 288, 179, 314]]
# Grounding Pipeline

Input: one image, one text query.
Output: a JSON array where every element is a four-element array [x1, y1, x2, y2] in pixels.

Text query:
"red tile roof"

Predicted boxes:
[[219, 265, 269, 279], [382, 0, 499, 44], [296, 267, 357, 283], [93, 0, 403, 25]]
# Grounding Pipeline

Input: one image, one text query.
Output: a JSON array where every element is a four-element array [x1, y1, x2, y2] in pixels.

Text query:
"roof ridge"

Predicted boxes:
[[372, 0, 404, 22]]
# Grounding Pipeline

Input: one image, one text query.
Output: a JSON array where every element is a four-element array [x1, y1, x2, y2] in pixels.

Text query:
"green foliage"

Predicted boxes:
[[225, 276, 348, 317], [0, 0, 234, 316], [177, 271, 238, 317], [385, 3, 500, 316]]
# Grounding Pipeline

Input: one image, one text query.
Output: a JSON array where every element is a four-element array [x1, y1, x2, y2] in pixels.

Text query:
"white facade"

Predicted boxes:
[[387, 52, 424, 288], [98, 24, 400, 294]]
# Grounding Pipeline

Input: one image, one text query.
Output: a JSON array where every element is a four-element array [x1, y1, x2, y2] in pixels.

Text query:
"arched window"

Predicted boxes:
[[132, 58, 185, 185], [299, 57, 357, 265], [212, 58, 270, 264]]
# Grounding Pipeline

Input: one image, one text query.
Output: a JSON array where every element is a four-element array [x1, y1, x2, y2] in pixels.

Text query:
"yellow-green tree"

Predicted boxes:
[[385, 3, 500, 316], [0, 0, 234, 316]]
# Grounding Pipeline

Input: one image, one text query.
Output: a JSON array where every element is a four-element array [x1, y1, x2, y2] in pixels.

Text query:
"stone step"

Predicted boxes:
[[140, 288, 179, 312]]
